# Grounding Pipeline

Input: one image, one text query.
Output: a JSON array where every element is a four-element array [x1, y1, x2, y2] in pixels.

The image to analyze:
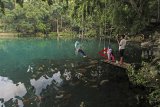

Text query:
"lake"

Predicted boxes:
[[0, 38, 143, 107]]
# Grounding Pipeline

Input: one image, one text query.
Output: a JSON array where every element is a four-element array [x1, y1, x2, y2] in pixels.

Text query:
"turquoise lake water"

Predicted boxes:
[[0, 38, 142, 107]]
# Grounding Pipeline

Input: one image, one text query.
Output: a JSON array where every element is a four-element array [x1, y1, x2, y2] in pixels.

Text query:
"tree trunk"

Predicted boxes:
[[56, 19, 60, 41], [60, 15, 63, 30], [81, 14, 84, 39], [13, 0, 16, 8], [158, 0, 160, 21], [100, 25, 102, 36]]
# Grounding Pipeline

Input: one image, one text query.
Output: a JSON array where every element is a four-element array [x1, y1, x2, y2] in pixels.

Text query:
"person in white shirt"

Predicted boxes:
[[117, 35, 126, 64]]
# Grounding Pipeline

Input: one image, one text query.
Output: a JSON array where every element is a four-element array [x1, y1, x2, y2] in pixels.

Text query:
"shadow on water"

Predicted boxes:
[[2, 59, 149, 107]]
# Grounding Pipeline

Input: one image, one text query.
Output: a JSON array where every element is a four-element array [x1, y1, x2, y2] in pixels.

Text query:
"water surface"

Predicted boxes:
[[0, 38, 142, 107]]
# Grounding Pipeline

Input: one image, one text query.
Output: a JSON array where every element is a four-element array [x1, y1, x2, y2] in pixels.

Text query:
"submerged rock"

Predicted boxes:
[[80, 101, 85, 107], [69, 81, 80, 86], [89, 60, 98, 64], [90, 70, 98, 77], [63, 69, 72, 81], [27, 65, 33, 73], [75, 72, 83, 79], [90, 85, 98, 88], [50, 68, 55, 72], [85, 65, 96, 69], [77, 68, 87, 73], [55, 94, 64, 99], [38, 67, 43, 71], [71, 63, 74, 67], [100, 80, 109, 86]]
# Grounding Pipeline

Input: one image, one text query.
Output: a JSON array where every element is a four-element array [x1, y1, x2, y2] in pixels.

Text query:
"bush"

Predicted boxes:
[[48, 32, 57, 37], [85, 29, 96, 38], [149, 89, 160, 106], [35, 32, 45, 37]]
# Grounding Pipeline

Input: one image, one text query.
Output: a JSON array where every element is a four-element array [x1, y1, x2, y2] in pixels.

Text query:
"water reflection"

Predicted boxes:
[[0, 39, 143, 107], [30, 71, 63, 96], [0, 76, 27, 107]]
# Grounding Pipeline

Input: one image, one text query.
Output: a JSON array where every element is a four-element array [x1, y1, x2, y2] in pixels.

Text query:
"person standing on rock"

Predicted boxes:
[[117, 34, 127, 64]]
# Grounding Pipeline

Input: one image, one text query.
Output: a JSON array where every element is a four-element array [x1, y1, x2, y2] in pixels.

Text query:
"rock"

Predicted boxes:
[[90, 85, 98, 88], [141, 41, 152, 47], [151, 58, 160, 65], [63, 70, 72, 81], [55, 94, 64, 99], [80, 101, 85, 107], [77, 69, 87, 73], [89, 60, 98, 64], [100, 80, 109, 85], [32, 74, 36, 78], [27, 65, 33, 73], [88, 79, 97, 82], [38, 67, 43, 71], [50, 68, 55, 72], [53, 86, 59, 91], [85, 65, 95, 69], [75, 72, 83, 79], [69, 81, 80, 86], [71, 63, 74, 67], [90, 71, 98, 77]]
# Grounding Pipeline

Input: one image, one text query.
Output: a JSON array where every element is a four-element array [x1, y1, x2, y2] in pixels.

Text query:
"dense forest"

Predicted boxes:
[[0, 0, 160, 38]]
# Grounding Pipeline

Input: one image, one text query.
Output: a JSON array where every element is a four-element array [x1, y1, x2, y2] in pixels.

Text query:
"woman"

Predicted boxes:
[[117, 34, 127, 64]]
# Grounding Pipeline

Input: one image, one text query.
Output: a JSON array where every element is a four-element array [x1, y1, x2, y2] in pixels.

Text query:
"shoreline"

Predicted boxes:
[[0, 32, 152, 44]]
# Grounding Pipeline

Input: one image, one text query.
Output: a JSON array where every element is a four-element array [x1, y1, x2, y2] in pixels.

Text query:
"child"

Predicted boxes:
[[107, 48, 115, 62], [98, 47, 115, 62]]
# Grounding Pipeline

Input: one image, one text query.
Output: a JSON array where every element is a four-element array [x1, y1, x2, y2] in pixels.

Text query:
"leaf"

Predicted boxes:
[[0, 1, 5, 14], [16, 0, 24, 7], [47, 0, 53, 5]]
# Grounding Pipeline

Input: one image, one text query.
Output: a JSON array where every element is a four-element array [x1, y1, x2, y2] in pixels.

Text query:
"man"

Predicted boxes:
[[117, 34, 126, 64], [75, 40, 87, 57]]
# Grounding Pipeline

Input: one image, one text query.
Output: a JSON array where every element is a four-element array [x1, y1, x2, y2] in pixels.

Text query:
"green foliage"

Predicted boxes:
[[0, 0, 159, 38], [48, 32, 57, 37], [0, 0, 5, 14], [127, 62, 154, 85], [85, 29, 96, 37], [16, 0, 23, 7], [17, 20, 34, 33], [149, 89, 160, 106], [127, 62, 160, 107], [35, 32, 45, 37], [36, 22, 46, 32]]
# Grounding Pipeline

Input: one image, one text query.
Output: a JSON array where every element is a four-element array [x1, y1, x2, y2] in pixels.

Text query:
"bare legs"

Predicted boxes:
[[119, 57, 123, 64]]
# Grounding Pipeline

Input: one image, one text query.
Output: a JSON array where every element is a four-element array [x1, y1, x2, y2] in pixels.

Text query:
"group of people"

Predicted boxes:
[[74, 34, 127, 65]]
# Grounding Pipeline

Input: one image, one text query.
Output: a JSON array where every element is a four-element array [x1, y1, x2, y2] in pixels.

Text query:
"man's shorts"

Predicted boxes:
[[119, 49, 125, 57]]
